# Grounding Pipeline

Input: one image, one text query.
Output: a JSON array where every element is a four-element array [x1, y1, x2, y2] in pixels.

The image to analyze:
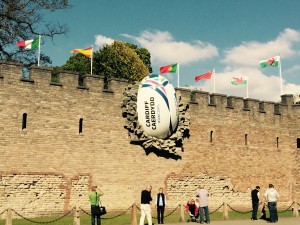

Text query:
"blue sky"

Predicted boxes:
[[42, 0, 300, 102]]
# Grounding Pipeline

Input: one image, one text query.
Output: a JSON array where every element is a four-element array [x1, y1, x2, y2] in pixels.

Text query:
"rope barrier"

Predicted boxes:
[[0, 209, 7, 216], [277, 202, 294, 213], [152, 204, 180, 219], [164, 205, 180, 218], [12, 208, 74, 224], [80, 205, 132, 220], [227, 204, 252, 214], [101, 205, 132, 220], [209, 204, 223, 215]]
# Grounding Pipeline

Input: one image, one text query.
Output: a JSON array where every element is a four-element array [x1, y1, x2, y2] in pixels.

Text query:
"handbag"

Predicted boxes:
[[99, 205, 107, 215]]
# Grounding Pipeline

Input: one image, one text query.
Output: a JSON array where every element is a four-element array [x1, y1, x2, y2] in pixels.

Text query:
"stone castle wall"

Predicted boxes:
[[0, 61, 299, 217]]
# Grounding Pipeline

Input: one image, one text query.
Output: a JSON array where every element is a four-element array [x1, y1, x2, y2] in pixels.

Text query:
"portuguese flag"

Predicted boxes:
[[159, 63, 178, 74], [259, 56, 280, 68]]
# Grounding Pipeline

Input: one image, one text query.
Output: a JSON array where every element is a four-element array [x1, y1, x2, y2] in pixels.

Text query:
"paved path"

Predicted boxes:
[[164, 217, 299, 225]]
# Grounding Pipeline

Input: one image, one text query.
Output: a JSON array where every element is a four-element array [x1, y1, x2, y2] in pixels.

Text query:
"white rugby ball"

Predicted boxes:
[[137, 74, 178, 139]]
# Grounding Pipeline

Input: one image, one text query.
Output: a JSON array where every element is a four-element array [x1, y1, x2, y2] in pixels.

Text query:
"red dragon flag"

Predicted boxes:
[[195, 70, 213, 82]]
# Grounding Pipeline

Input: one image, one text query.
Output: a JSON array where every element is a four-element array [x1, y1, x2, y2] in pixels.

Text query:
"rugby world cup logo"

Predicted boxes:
[[137, 74, 178, 139]]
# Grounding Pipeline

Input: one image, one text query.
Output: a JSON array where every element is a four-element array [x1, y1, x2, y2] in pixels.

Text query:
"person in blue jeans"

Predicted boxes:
[[264, 184, 279, 223], [88, 186, 104, 225], [195, 185, 210, 224]]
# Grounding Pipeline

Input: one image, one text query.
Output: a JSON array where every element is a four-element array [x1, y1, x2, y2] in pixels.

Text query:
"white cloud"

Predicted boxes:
[[223, 28, 300, 67], [94, 35, 114, 48], [122, 30, 218, 65]]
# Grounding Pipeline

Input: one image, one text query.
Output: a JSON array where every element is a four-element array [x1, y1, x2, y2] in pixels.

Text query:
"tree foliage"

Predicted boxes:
[[61, 54, 90, 75], [61, 40, 152, 82], [0, 0, 70, 66], [93, 40, 150, 82]]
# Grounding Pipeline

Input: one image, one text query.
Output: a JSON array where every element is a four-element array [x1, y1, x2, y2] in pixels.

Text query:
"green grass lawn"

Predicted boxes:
[[0, 209, 295, 225]]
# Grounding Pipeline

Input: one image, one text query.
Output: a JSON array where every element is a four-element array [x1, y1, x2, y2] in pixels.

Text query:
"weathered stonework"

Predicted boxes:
[[0, 60, 299, 218]]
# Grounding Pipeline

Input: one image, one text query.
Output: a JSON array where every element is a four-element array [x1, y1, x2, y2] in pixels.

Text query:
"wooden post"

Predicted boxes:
[[293, 202, 299, 217], [179, 203, 185, 222], [131, 203, 137, 225], [5, 208, 12, 225], [73, 206, 80, 225], [223, 202, 229, 220]]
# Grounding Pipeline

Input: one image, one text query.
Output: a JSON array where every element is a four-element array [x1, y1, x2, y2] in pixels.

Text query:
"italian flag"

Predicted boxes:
[[159, 63, 178, 74], [259, 56, 280, 68], [17, 37, 39, 50], [231, 77, 247, 85]]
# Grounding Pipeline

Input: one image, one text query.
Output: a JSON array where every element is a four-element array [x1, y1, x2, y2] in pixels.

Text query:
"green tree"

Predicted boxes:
[[124, 42, 152, 73], [61, 54, 90, 75], [93, 40, 150, 81], [0, 0, 70, 66]]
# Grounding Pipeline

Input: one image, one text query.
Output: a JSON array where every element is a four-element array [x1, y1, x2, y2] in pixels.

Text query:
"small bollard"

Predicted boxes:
[[223, 202, 229, 220], [73, 206, 80, 225], [131, 203, 137, 225], [5, 208, 12, 225], [293, 202, 299, 217], [179, 203, 185, 223]]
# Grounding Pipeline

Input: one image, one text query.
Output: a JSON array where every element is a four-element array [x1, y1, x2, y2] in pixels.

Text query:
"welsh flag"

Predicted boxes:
[[159, 63, 178, 74], [259, 56, 280, 68], [17, 37, 39, 50], [231, 77, 247, 85]]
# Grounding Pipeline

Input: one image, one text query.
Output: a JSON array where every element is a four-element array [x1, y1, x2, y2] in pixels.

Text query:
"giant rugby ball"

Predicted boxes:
[[137, 74, 178, 139]]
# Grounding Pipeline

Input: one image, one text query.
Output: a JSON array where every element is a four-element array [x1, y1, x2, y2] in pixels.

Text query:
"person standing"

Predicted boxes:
[[195, 185, 210, 224], [251, 186, 260, 220], [264, 184, 279, 223], [155, 187, 166, 224], [140, 185, 153, 225], [88, 186, 104, 225]]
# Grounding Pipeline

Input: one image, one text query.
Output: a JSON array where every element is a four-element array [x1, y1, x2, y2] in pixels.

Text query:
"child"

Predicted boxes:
[[185, 199, 199, 222]]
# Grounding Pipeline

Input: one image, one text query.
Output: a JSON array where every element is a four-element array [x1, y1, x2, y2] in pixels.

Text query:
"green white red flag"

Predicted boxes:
[[17, 37, 39, 50]]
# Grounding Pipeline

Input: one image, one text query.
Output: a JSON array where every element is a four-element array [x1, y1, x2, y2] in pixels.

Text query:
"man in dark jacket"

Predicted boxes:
[[140, 185, 152, 225], [251, 186, 260, 220]]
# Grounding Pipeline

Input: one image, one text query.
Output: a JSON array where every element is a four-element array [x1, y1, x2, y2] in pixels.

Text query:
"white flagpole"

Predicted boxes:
[[213, 68, 216, 93], [246, 76, 249, 98], [37, 35, 41, 66], [90, 45, 93, 74], [278, 55, 283, 96], [177, 62, 180, 87]]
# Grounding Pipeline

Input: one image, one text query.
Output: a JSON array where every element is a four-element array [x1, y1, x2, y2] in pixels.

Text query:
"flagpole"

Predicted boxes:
[[246, 76, 249, 98], [213, 68, 216, 93], [278, 55, 283, 96], [90, 45, 93, 74], [177, 62, 180, 87], [37, 35, 41, 66]]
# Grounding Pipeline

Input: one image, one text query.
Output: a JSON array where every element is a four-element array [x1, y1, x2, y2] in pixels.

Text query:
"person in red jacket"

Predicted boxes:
[[185, 199, 198, 222]]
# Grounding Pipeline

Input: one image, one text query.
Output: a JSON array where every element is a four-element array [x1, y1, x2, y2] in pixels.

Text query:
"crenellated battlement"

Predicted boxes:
[[1, 60, 299, 117]]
